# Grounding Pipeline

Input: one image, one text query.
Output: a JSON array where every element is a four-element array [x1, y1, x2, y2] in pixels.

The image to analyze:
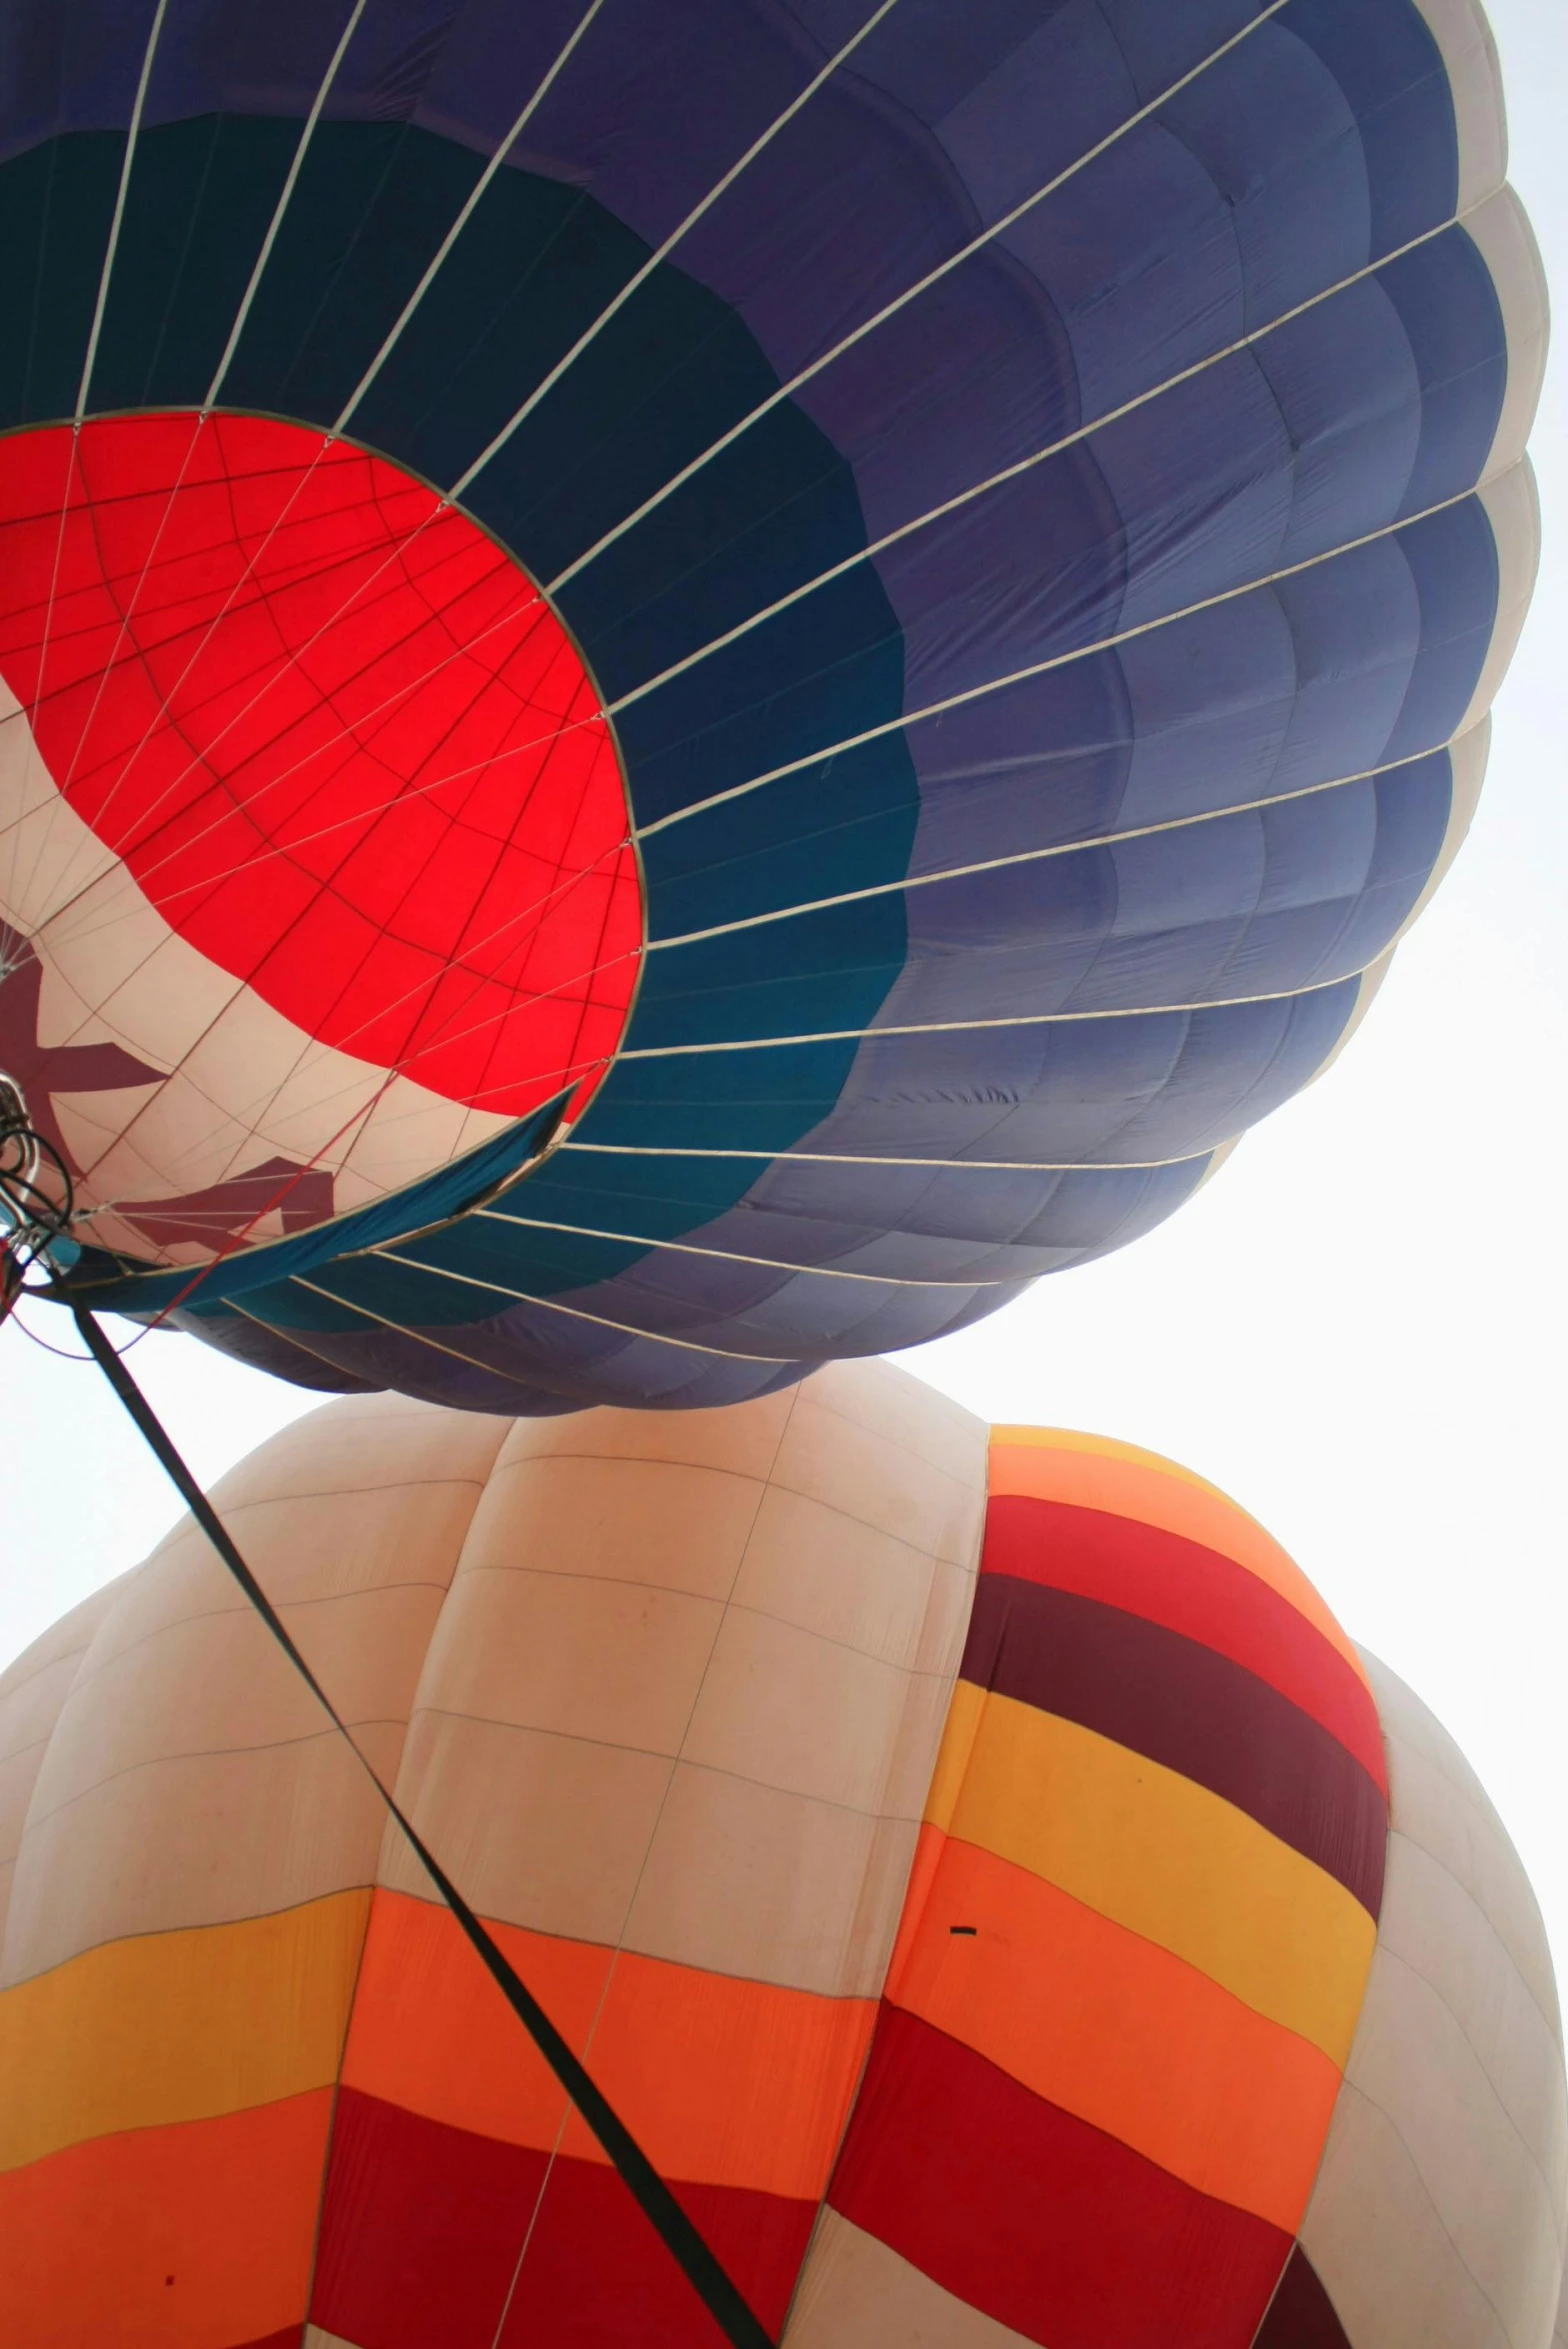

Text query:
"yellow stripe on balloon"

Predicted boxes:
[[989, 1424, 1233, 1499], [924, 1682, 1376, 2065], [0, 1890, 369, 2173]]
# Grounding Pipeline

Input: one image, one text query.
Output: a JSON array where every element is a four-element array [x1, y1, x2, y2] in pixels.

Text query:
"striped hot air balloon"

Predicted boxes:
[[0, 0, 1548, 1409], [1, 1363, 1561, 2347]]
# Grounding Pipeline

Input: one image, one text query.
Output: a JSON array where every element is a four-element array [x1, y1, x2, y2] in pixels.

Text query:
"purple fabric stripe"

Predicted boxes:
[[960, 1572, 1389, 1915]]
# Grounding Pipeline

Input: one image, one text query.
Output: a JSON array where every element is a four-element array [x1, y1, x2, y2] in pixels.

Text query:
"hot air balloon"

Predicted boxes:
[[1, 1362, 1561, 2348], [0, 0, 1546, 1410]]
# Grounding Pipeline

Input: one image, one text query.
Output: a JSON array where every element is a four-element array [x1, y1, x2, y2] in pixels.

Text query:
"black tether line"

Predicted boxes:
[[74, 1306, 776, 2349]]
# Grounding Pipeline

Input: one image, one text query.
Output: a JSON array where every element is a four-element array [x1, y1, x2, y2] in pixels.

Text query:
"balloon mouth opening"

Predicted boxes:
[[0, 410, 642, 1266]]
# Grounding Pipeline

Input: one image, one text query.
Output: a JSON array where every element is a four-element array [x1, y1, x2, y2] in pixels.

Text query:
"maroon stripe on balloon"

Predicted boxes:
[[1253, 2246, 1356, 2347], [227, 2334, 305, 2349], [961, 1574, 1388, 1917], [982, 1493, 1387, 1792], [829, 2005, 1292, 2349], [308, 2090, 814, 2349]]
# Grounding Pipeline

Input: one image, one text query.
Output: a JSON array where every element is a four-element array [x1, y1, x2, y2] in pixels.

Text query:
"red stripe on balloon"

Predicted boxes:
[[828, 2005, 1292, 2349], [982, 1493, 1387, 1792], [309, 2089, 814, 2349]]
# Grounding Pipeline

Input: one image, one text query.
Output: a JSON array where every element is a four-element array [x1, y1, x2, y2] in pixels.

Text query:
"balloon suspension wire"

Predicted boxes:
[[444, 0, 909, 504], [71, 1303, 778, 2349]]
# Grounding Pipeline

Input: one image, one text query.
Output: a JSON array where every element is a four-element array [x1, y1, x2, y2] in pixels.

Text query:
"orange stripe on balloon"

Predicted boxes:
[[885, 1829, 1342, 2234], [922, 1684, 1378, 2064], [341, 1888, 876, 2200], [989, 1425, 1230, 1497], [987, 1435, 1365, 1677], [0, 2090, 329, 2349]]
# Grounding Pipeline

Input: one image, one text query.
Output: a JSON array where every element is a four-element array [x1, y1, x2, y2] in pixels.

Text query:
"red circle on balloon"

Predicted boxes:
[[0, 411, 640, 1120]]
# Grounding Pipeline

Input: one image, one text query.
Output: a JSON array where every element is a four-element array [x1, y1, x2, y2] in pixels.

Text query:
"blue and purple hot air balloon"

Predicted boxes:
[[0, 0, 1545, 1411]]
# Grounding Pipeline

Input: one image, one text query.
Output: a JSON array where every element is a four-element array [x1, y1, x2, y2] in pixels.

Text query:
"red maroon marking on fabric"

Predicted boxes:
[[1252, 2246, 1356, 2348], [107, 1154, 337, 1251], [0, 927, 163, 1173], [829, 2005, 1292, 2349], [0, 413, 640, 1117]]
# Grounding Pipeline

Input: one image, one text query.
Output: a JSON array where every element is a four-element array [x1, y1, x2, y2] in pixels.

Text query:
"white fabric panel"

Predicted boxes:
[[1366, 1653, 1561, 2034], [1460, 459, 1542, 739], [1374, 1835, 1567, 2211], [1298, 1653, 1568, 2349], [1467, 187, 1551, 485], [1187, 1130, 1241, 1197], [1306, 2082, 1526, 2349], [0, 685, 510, 1265], [1411, 0, 1509, 212], [376, 1359, 989, 1997], [1296, 455, 1539, 1108], [1381, 710, 1492, 958], [785, 2212, 1037, 2349], [0, 1394, 506, 1985], [0, 1579, 131, 1952]]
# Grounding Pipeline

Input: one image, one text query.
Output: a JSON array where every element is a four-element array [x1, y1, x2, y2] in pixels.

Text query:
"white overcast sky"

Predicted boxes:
[[3, 0, 1565, 1981]]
